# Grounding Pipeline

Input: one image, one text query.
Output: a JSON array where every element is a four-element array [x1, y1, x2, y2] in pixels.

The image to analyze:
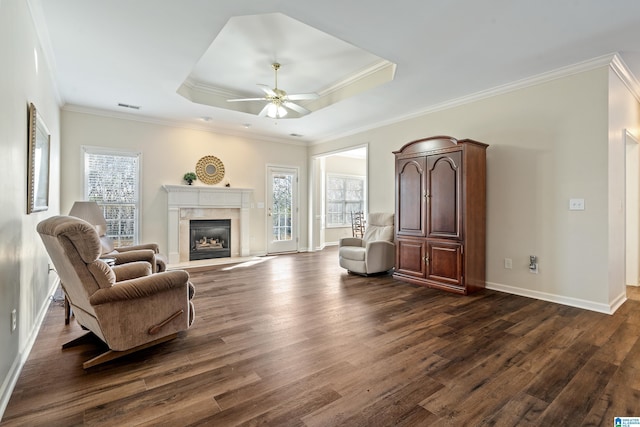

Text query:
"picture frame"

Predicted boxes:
[[27, 102, 50, 214]]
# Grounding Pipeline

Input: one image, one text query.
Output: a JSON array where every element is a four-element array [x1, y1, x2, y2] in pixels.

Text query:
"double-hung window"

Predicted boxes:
[[83, 146, 141, 247], [326, 174, 365, 227]]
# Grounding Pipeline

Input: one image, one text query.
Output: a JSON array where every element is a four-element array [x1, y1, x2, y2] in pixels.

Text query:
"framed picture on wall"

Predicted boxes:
[[27, 102, 50, 214]]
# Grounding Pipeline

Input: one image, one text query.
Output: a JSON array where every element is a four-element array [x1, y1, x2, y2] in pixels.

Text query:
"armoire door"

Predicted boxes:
[[395, 238, 426, 278], [426, 240, 463, 288], [396, 156, 426, 237], [426, 151, 462, 239]]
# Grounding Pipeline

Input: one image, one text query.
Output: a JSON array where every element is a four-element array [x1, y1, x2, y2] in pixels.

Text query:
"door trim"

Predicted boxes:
[[266, 165, 300, 254]]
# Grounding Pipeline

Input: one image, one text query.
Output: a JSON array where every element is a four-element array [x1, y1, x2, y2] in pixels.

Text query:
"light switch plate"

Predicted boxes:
[[569, 198, 585, 210]]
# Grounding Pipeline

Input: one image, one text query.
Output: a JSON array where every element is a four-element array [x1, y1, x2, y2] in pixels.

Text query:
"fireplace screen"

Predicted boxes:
[[189, 219, 231, 260]]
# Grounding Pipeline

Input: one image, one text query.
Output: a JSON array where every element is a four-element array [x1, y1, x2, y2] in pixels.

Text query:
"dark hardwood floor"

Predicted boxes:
[[3, 247, 640, 426]]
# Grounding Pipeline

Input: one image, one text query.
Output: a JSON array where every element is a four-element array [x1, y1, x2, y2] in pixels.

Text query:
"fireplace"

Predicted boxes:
[[163, 185, 252, 264], [190, 219, 231, 260]]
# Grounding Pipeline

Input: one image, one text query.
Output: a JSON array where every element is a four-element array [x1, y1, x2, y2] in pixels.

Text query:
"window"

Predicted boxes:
[[83, 147, 140, 247], [326, 174, 365, 227]]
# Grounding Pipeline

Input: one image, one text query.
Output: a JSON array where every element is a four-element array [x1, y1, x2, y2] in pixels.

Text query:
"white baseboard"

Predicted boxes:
[[0, 277, 60, 421], [486, 281, 626, 314]]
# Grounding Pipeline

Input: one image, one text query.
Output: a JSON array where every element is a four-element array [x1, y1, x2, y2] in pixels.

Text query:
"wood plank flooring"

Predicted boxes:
[[2, 247, 640, 426]]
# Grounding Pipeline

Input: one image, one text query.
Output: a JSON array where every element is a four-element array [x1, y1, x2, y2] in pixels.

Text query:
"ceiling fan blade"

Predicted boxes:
[[257, 84, 277, 97], [286, 93, 319, 101], [227, 97, 266, 102], [283, 101, 310, 116], [258, 103, 271, 117]]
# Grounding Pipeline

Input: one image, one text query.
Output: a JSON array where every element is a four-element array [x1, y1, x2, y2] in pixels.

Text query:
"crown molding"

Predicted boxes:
[[26, 0, 64, 106], [312, 53, 624, 145], [61, 104, 309, 147], [610, 53, 640, 103], [317, 59, 397, 97]]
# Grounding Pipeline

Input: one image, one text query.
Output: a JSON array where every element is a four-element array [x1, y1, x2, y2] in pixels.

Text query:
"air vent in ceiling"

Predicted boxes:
[[117, 103, 141, 110]]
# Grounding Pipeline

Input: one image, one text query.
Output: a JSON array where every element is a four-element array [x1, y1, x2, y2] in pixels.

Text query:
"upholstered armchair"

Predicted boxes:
[[37, 215, 195, 369], [339, 212, 395, 275], [69, 201, 167, 272], [100, 235, 168, 273]]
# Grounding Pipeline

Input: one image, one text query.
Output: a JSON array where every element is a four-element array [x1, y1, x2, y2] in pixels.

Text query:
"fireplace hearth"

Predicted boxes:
[[190, 219, 231, 260]]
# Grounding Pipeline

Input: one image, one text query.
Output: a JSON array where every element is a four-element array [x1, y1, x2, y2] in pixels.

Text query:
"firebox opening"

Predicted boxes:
[[189, 219, 231, 260]]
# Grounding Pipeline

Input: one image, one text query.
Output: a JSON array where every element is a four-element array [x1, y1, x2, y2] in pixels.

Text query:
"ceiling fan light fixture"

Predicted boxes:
[[266, 103, 287, 118], [228, 62, 316, 118]]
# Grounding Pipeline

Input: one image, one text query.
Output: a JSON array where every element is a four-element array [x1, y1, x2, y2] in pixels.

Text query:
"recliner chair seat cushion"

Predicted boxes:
[[340, 246, 366, 261]]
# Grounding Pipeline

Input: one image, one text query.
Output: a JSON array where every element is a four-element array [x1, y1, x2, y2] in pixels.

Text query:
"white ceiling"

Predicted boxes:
[[31, 0, 640, 144]]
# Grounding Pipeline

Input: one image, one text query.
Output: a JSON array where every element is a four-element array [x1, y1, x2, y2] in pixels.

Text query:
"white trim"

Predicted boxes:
[[625, 129, 639, 145], [0, 277, 60, 421], [316, 60, 396, 98], [26, 0, 64, 105], [265, 165, 300, 254], [486, 281, 627, 315], [610, 54, 640, 103], [63, 105, 308, 147], [312, 53, 625, 145]]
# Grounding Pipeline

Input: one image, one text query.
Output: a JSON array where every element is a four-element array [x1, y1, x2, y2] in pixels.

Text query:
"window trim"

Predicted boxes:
[[81, 145, 142, 245], [325, 173, 366, 228]]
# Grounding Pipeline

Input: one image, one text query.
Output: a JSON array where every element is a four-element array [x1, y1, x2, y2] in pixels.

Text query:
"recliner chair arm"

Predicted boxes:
[[116, 243, 160, 254], [89, 270, 190, 305], [365, 240, 396, 273], [365, 240, 395, 255], [111, 261, 152, 282], [108, 249, 156, 267], [339, 237, 364, 247]]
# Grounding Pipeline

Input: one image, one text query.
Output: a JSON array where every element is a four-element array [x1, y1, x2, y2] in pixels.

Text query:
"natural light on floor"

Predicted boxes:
[[222, 256, 277, 270]]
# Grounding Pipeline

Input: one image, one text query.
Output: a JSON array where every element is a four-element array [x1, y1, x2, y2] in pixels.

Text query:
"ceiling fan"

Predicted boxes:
[[227, 63, 319, 119]]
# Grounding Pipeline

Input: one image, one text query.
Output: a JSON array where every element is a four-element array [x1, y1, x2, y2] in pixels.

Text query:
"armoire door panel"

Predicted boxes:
[[426, 241, 462, 287], [395, 238, 425, 278], [427, 152, 461, 239], [397, 157, 426, 236]]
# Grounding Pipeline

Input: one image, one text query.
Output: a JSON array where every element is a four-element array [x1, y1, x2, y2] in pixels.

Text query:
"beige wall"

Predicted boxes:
[[311, 67, 629, 312], [60, 111, 309, 255], [0, 0, 61, 417]]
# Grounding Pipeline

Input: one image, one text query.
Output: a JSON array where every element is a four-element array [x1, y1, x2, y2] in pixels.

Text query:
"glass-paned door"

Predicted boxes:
[[267, 166, 298, 253]]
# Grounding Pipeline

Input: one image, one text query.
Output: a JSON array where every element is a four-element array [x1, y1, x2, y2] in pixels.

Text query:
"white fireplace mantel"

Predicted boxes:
[[163, 185, 253, 263]]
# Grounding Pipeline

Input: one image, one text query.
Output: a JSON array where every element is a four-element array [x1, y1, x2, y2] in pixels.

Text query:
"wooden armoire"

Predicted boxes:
[[393, 136, 488, 295]]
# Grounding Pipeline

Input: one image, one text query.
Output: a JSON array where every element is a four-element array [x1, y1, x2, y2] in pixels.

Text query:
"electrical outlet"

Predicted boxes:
[[504, 258, 512, 269], [569, 198, 585, 210], [11, 309, 16, 332]]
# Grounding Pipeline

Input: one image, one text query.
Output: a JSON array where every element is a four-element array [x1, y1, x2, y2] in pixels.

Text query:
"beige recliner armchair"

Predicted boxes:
[[38, 215, 195, 369], [339, 212, 395, 275], [69, 201, 168, 273], [100, 234, 168, 273]]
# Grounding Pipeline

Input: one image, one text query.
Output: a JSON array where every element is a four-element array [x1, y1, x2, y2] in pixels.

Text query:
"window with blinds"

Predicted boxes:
[[83, 147, 140, 247], [326, 174, 365, 227]]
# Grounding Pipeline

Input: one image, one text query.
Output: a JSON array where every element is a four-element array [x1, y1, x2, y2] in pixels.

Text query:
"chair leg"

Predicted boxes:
[[81, 333, 179, 369], [62, 331, 99, 349], [64, 295, 70, 325]]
